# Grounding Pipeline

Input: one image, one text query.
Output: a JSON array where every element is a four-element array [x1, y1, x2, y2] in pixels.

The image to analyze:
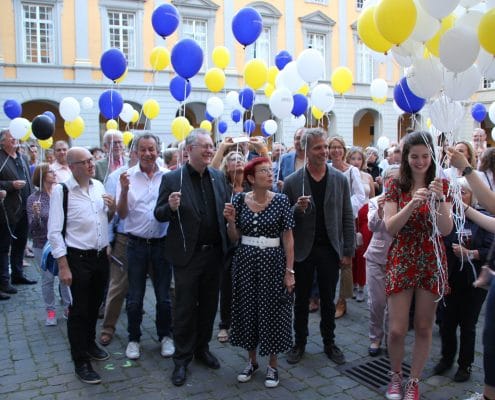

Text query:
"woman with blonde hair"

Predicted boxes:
[[443, 141, 476, 180]]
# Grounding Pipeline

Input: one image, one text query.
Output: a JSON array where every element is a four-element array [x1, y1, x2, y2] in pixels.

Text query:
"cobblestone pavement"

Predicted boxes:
[[0, 263, 485, 400]]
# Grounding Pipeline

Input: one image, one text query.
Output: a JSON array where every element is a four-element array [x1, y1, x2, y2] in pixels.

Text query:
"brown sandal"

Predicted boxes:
[[99, 333, 113, 346]]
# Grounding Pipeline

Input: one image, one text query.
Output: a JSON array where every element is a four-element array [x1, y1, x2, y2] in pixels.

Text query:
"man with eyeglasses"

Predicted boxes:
[[48, 147, 116, 384], [95, 130, 126, 183], [154, 129, 229, 387]]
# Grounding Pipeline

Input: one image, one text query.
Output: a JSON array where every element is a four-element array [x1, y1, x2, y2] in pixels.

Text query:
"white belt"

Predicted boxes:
[[241, 235, 280, 249]]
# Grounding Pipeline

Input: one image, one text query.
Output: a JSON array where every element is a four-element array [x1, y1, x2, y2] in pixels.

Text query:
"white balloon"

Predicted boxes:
[[418, 0, 460, 19], [376, 136, 390, 149], [456, 10, 484, 30], [59, 97, 80, 122], [459, 0, 480, 7], [391, 39, 422, 67], [443, 64, 482, 101], [428, 96, 465, 132], [411, 0, 441, 42], [81, 97, 94, 110], [206, 97, 224, 119], [264, 119, 278, 135], [489, 102, 495, 124], [8, 117, 30, 139], [370, 79, 388, 99], [269, 88, 294, 120], [296, 49, 325, 83], [276, 61, 305, 93], [294, 114, 306, 129], [225, 90, 241, 109], [406, 58, 443, 99], [439, 26, 479, 73], [477, 49, 495, 80], [492, 127, 495, 141], [311, 84, 335, 113], [119, 103, 134, 123]]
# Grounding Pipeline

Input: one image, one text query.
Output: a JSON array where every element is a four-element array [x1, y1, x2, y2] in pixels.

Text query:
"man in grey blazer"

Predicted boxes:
[[283, 128, 355, 366], [94, 130, 126, 183], [154, 129, 229, 387]]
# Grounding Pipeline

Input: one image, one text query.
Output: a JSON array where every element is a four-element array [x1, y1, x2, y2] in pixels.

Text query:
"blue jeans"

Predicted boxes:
[[484, 277, 495, 386], [126, 237, 172, 342]]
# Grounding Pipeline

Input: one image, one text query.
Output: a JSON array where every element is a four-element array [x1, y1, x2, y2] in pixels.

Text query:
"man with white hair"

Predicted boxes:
[[473, 127, 487, 167], [95, 130, 125, 182]]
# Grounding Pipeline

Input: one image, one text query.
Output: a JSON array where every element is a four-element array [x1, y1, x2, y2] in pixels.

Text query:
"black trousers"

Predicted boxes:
[[438, 279, 487, 368], [0, 211, 29, 284], [294, 244, 340, 347], [66, 248, 109, 365], [218, 250, 234, 331], [173, 245, 223, 365]]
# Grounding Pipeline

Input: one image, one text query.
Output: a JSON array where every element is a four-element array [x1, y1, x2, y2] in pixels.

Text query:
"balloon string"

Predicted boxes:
[[302, 145, 307, 196]]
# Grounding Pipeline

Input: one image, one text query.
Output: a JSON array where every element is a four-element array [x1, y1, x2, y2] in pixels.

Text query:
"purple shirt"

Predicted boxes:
[[27, 190, 50, 249]]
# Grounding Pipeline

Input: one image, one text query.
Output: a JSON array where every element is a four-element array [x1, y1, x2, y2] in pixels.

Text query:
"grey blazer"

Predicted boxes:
[[283, 165, 355, 262], [94, 157, 128, 183]]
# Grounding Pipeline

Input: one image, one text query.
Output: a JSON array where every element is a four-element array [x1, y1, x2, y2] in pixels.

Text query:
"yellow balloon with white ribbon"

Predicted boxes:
[[171, 116, 191, 141], [204, 68, 226, 93], [150, 46, 171, 71], [374, 0, 417, 45], [357, 6, 393, 53], [244, 59, 268, 90], [143, 99, 160, 120], [200, 120, 212, 132], [65, 116, 85, 139], [212, 46, 230, 69]]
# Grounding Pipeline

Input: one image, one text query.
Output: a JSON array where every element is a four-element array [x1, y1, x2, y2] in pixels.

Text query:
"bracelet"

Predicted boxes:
[[464, 204, 471, 213], [285, 268, 295, 274]]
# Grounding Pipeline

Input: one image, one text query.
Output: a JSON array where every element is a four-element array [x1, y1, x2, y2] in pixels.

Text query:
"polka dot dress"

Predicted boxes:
[[229, 192, 295, 356]]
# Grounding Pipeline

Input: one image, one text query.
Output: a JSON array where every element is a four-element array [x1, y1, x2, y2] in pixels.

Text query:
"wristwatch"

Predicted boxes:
[[462, 166, 474, 176]]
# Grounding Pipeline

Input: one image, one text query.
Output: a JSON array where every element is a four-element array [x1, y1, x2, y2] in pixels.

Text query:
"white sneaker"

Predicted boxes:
[[126, 341, 140, 360], [356, 288, 365, 302], [160, 336, 175, 357], [45, 310, 57, 326]]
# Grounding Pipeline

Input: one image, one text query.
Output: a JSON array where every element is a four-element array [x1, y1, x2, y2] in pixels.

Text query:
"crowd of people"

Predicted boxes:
[[0, 125, 494, 400]]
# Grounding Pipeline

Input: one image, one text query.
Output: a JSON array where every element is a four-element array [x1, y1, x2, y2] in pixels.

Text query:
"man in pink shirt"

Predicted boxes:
[[52, 141, 71, 183]]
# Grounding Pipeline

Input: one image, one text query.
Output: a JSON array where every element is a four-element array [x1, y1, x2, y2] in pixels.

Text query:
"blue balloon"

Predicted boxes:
[[291, 94, 308, 117], [218, 120, 228, 134], [100, 48, 127, 81], [31, 115, 54, 140], [232, 7, 263, 46], [43, 111, 56, 124], [239, 88, 255, 109], [393, 78, 425, 114], [3, 99, 22, 119], [98, 89, 124, 120], [231, 109, 242, 123], [205, 111, 214, 122], [261, 122, 270, 138], [170, 76, 191, 102], [244, 119, 256, 135], [171, 38, 204, 79], [275, 50, 292, 71], [152, 4, 180, 38], [471, 103, 487, 123]]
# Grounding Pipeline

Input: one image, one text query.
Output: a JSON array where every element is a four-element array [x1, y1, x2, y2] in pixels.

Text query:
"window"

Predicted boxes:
[[307, 32, 326, 60], [356, 0, 363, 9], [356, 40, 374, 83], [247, 27, 271, 65], [483, 78, 494, 89], [183, 18, 208, 68], [22, 3, 54, 64], [108, 11, 136, 67]]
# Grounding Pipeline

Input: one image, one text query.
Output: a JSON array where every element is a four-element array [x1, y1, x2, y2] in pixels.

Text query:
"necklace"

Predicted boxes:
[[248, 192, 270, 207]]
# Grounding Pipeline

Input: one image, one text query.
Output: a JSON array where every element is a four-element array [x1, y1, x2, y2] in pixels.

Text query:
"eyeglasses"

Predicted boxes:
[[71, 158, 94, 166], [255, 168, 273, 175], [191, 144, 214, 150], [228, 157, 244, 162]]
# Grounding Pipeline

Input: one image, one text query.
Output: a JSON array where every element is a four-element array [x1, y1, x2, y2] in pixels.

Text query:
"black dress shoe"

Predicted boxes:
[[324, 343, 346, 365], [0, 284, 17, 294], [0, 292, 10, 300], [287, 345, 305, 364], [75, 362, 102, 384], [433, 359, 453, 375], [172, 365, 187, 386], [195, 350, 220, 369], [453, 366, 471, 382], [11, 277, 37, 285], [86, 344, 110, 361]]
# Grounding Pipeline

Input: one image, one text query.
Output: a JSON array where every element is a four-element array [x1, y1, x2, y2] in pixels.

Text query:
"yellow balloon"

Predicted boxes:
[[106, 119, 118, 130], [171, 116, 191, 141], [244, 59, 268, 90], [425, 14, 455, 57], [372, 96, 387, 105], [479, 8, 495, 55], [357, 6, 393, 53], [267, 66, 279, 86], [212, 46, 230, 69], [64, 116, 85, 139], [200, 120, 212, 132], [150, 46, 171, 71], [331, 66, 353, 95], [115, 68, 128, 83], [264, 83, 274, 98], [123, 131, 134, 146], [38, 137, 53, 149], [21, 128, 31, 142], [131, 110, 139, 123], [143, 99, 160, 120], [297, 84, 310, 96], [204, 68, 226, 93], [374, 0, 417, 45], [311, 106, 324, 120]]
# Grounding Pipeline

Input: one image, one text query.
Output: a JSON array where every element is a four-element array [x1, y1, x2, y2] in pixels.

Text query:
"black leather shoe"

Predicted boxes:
[[195, 350, 220, 369], [75, 362, 101, 384], [11, 277, 37, 285], [0, 284, 17, 294], [86, 344, 110, 361], [324, 343, 346, 365], [172, 365, 187, 386], [0, 292, 10, 300], [433, 359, 453, 375], [287, 345, 305, 364], [453, 366, 471, 382]]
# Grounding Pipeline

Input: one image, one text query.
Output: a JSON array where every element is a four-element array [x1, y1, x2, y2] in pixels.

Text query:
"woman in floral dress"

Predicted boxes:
[[383, 131, 452, 400]]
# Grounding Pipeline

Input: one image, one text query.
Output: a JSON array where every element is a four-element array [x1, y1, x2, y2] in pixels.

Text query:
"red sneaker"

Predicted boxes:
[[403, 378, 419, 400], [386, 371, 403, 400]]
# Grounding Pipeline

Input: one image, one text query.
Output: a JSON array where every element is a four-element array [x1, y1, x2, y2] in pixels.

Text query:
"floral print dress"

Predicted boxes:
[[384, 180, 450, 296]]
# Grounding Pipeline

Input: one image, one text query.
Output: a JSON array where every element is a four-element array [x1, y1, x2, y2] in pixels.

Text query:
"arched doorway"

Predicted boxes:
[[353, 108, 381, 148], [22, 100, 68, 143], [397, 113, 423, 140]]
